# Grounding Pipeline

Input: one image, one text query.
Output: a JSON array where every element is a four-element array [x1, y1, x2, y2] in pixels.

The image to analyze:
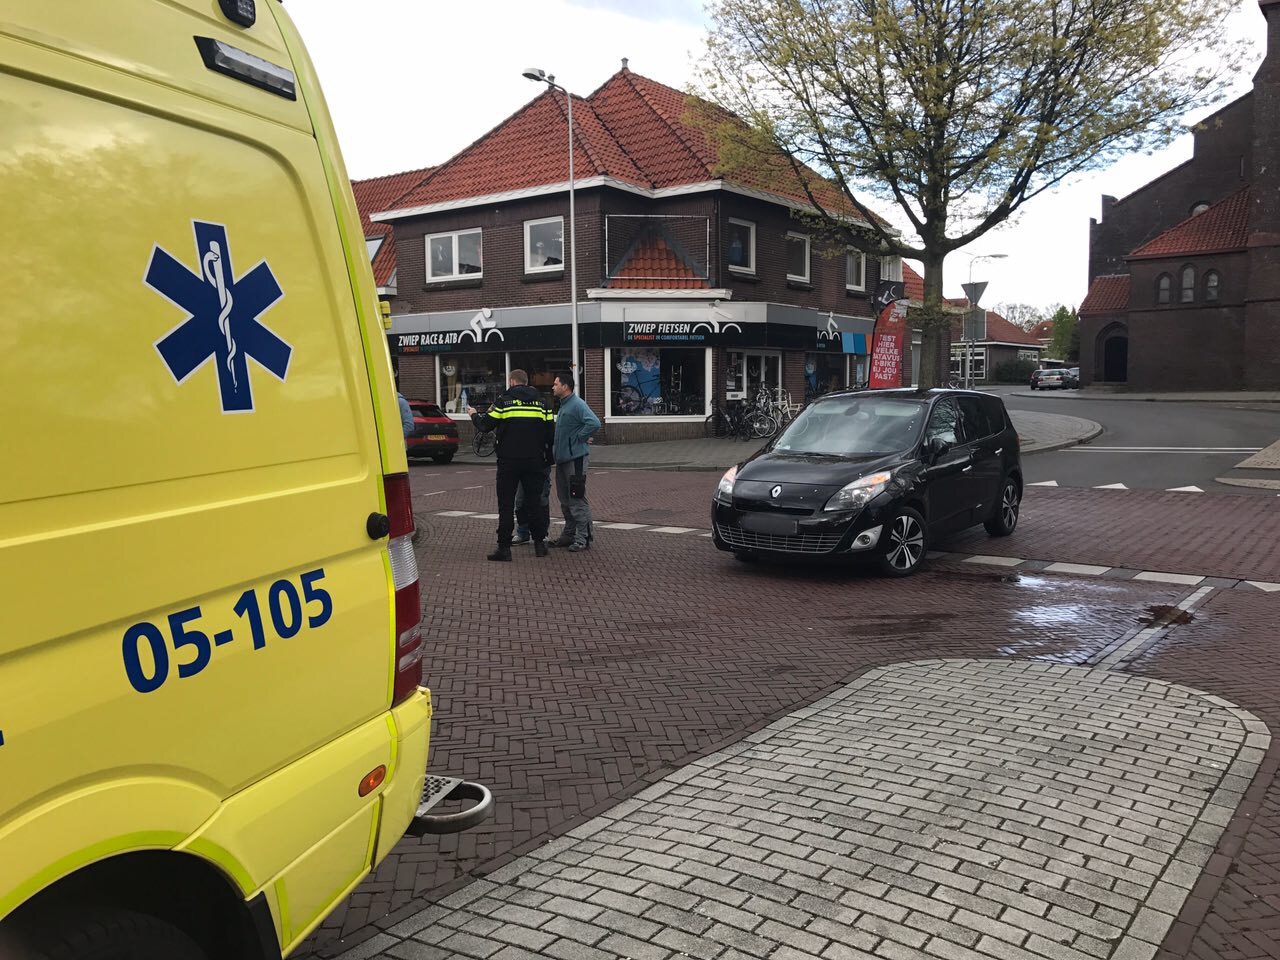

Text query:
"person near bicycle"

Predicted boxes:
[[467, 369, 555, 561], [548, 371, 600, 552]]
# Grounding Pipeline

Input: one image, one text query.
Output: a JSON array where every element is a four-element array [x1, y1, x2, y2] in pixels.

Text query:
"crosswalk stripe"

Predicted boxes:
[[1166, 485, 1205, 493], [1094, 483, 1128, 489], [1027, 480, 1058, 487]]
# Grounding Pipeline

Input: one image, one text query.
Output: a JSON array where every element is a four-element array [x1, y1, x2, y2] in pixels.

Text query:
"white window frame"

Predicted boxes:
[[603, 347, 712, 423], [524, 217, 564, 274], [949, 346, 988, 381], [786, 232, 811, 283], [845, 249, 866, 291], [424, 227, 483, 281], [726, 218, 756, 274]]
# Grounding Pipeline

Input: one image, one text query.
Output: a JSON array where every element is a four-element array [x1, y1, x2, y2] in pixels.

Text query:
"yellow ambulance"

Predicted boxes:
[[0, 2, 489, 957]]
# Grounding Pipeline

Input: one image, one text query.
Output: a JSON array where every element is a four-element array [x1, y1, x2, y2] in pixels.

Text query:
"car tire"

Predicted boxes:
[[432, 453, 455, 464], [733, 551, 759, 563], [984, 477, 1021, 537], [4, 906, 208, 960], [878, 508, 927, 577]]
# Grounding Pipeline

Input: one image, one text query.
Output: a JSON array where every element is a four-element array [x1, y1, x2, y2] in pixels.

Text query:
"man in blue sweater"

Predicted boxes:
[[548, 372, 601, 551]]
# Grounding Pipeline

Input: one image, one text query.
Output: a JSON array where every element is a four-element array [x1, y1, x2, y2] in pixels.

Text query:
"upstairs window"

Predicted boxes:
[[1180, 265, 1196, 303], [1156, 274, 1171, 304], [1204, 270, 1221, 302], [426, 228, 482, 281], [786, 232, 810, 283], [1190, 201, 1210, 216], [726, 219, 756, 273], [525, 217, 564, 273], [845, 250, 866, 291], [365, 236, 384, 260]]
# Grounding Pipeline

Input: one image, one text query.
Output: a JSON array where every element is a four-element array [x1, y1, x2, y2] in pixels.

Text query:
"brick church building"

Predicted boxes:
[[1078, 0, 1280, 390]]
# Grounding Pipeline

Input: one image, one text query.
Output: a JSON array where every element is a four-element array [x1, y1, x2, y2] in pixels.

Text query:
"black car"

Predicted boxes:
[[711, 389, 1022, 576]]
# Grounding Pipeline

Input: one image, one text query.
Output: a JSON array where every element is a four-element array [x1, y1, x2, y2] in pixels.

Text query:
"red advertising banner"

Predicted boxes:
[[868, 299, 907, 389]]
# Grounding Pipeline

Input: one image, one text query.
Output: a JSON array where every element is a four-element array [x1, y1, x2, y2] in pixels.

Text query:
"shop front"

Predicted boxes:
[[389, 300, 876, 444]]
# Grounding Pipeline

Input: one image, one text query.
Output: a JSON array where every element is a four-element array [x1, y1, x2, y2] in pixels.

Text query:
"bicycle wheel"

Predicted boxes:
[[748, 411, 778, 439], [474, 431, 496, 457], [704, 408, 726, 438]]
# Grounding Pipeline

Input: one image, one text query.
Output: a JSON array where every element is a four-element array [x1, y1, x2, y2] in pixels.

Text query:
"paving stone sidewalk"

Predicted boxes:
[[450, 410, 1099, 470], [370, 659, 1268, 960]]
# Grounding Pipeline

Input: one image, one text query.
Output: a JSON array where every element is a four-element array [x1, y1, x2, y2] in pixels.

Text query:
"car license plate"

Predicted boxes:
[[741, 513, 798, 536], [427, 434, 447, 440]]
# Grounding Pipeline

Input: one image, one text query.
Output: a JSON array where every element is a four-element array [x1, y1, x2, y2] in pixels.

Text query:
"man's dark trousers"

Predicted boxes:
[[496, 457, 550, 546]]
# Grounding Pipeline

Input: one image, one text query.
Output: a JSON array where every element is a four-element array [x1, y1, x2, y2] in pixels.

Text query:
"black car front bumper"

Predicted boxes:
[[711, 498, 890, 557]]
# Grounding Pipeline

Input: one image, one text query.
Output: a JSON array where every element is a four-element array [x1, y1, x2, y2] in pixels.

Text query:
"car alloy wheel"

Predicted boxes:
[[885, 514, 924, 572], [1000, 483, 1019, 531]]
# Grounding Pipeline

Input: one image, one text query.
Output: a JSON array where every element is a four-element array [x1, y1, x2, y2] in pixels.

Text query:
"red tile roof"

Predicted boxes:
[[609, 235, 708, 290], [903, 263, 925, 302], [1030, 320, 1055, 341], [1129, 187, 1251, 259], [1079, 274, 1131, 316], [948, 307, 1042, 346], [384, 69, 880, 223], [352, 167, 435, 287]]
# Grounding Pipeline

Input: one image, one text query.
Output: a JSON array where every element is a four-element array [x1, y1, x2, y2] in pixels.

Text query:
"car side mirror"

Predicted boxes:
[[927, 436, 951, 463]]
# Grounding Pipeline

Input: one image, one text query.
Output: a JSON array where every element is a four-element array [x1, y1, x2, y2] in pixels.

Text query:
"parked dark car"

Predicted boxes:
[[1063, 367, 1080, 388], [711, 389, 1022, 576], [406, 401, 459, 463], [1030, 368, 1067, 390]]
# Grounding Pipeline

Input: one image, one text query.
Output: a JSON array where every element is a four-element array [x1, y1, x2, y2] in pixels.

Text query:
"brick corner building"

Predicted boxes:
[[1078, 0, 1280, 391], [352, 63, 915, 443]]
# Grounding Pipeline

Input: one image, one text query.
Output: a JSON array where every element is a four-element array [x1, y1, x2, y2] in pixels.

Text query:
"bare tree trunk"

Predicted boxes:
[[917, 253, 946, 389]]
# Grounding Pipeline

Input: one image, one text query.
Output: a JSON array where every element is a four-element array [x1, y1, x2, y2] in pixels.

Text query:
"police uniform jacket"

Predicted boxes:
[[471, 385, 554, 463]]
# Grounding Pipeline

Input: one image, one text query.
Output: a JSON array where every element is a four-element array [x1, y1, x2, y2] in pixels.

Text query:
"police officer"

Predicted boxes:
[[468, 369, 555, 561]]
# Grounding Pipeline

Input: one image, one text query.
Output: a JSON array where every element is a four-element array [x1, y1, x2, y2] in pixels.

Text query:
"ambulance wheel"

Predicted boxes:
[[6, 906, 207, 960]]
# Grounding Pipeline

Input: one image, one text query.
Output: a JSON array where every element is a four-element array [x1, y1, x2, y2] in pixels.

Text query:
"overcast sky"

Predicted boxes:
[[289, 0, 1263, 313]]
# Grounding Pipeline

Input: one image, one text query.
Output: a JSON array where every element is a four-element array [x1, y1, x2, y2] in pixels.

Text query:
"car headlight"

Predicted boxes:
[[823, 471, 892, 512], [717, 465, 738, 502]]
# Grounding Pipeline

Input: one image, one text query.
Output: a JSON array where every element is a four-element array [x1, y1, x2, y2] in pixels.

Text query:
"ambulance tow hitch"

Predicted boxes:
[[407, 776, 493, 835]]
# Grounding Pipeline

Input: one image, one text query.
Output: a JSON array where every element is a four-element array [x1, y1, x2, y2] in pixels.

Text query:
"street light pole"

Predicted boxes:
[[523, 68, 578, 379]]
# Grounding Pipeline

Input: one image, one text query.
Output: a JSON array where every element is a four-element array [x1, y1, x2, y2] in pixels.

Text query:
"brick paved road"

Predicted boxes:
[[296, 509, 1186, 957], [407, 464, 1280, 582], [1125, 590, 1280, 960], [289, 466, 1280, 959]]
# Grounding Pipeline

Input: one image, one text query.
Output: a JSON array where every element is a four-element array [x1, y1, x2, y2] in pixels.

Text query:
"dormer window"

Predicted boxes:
[[1180, 265, 1195, 303], [1190, 201, 1210, 216], [1204, 270, 1221, 302]]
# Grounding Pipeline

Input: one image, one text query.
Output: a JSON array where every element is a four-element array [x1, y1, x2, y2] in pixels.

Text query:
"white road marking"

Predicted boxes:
[[436, 511, 475, 517], [963, 555, 1024, 567], [1098, 585, 1215, 668], [648, 526, 698, 534], [1247, 581, 1280, 592], [1044, 562, 1110, 576], [1027, 480, 1059, 487], [421, 490, 444, 497], [1094, 483, 1128, 489], [473, 513, 500, 520], [1166, 485, 1205, 492], [597, 522, 648, 530], [464, 485, 483, 490], [1134, 571, 1206, 585], [1069, 446, 1261, 453]]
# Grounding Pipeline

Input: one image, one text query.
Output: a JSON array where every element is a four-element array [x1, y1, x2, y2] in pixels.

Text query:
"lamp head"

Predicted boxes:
[[522, 67, 548, 82]]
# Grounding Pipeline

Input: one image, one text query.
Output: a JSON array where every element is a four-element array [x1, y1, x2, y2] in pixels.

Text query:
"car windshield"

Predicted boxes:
[[410, 403, 444, 418], [773, 396, 926, 456]]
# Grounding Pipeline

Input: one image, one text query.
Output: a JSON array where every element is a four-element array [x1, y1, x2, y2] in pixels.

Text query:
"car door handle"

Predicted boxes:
[[995, 448, 1004, 456], [962, 465, 973, 473]]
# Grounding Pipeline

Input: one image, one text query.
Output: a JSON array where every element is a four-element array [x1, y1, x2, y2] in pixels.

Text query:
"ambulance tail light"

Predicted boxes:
[[384, 473, 423, 706]]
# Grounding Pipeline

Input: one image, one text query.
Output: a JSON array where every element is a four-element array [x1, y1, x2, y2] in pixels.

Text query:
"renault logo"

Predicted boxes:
[[770, 485, 783, 499]]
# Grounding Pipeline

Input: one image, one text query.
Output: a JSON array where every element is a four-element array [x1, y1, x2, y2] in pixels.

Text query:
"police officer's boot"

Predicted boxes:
[[487, 546, 512, 561], [534, 540, 549, 558]]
